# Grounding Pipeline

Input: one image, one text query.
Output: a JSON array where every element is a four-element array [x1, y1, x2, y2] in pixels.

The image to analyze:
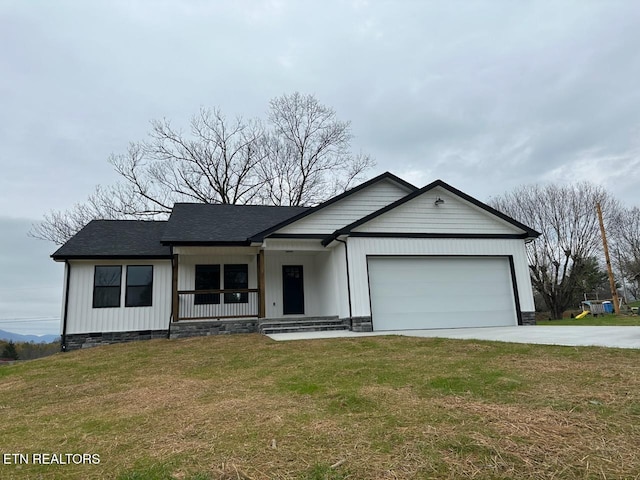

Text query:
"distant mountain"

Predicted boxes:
[[0, 329, 60, 344]]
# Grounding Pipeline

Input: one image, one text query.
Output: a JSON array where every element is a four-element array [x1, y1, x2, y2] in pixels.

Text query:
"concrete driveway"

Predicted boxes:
[[267, 326, 640, 349]]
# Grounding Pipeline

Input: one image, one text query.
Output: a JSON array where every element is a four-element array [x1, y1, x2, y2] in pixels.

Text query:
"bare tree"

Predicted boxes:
[[491, 183, 614, 319], [29, 184, 136, 245], [103, 108, 267, 212], [259, 92, 374, 206], [609, 206, 640, 299], [32, 109, 265, 244], [31, 94, 374, 244], [142, 108, 267, 205]]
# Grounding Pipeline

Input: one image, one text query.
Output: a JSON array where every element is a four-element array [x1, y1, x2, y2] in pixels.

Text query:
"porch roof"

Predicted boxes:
[[161, 204, 310, 245]]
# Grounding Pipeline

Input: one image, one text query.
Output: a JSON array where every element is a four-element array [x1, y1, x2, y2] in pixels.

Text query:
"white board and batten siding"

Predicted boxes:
[[331, 242, 351, 320], [276, 179, 410, 235], [353, 186, 523, 235], [65, 259, 172, 335]]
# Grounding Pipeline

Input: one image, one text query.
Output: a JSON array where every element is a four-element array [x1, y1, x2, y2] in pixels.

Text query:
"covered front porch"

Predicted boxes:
[[170, 241, 349, 329]]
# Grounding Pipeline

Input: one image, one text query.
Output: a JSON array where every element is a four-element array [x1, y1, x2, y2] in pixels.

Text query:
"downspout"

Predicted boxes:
[[335, 238, 353, 329], [61, 260, 71, 352], [167, 246, 174, 340]]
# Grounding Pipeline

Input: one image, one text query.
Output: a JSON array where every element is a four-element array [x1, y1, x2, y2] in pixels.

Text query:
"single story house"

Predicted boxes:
[[52, 172, 540, 350]]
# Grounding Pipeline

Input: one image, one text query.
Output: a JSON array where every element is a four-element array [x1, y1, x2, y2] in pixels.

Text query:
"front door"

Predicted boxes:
[[282, 265, 304, 315]]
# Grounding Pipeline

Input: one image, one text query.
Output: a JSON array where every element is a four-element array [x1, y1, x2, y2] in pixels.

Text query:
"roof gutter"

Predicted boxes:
[[321, 229, 347, 247], [51, 255, 173, 261]]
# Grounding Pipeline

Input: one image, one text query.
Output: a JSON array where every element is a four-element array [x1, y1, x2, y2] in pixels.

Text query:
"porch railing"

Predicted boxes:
[[176, 289, 259, 321]]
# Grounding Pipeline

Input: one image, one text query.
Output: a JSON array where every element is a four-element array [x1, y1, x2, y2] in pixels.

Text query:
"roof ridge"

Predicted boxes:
[[172, 203, 311, 208], [89, 219, 168, 222]]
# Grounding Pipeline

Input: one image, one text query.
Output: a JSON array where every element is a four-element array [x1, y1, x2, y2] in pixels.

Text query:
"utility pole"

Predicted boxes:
[[596, 202, 620, 314]]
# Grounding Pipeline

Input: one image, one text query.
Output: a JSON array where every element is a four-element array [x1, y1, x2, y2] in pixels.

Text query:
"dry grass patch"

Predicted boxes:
[[0, 334, 639, 479], [436, 396, 638, 479]]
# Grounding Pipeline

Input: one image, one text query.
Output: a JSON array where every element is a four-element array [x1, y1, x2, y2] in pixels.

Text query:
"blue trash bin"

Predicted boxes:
[[602, 301, 613, 313]]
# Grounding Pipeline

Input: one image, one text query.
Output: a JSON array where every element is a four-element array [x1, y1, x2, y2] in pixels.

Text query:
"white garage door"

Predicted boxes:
[[368, 256, 517, 330]]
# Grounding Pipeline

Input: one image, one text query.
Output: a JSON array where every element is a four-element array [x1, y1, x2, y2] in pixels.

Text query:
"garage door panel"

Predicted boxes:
[[387, 310, 513, 330], [368, 256, 517, 330]]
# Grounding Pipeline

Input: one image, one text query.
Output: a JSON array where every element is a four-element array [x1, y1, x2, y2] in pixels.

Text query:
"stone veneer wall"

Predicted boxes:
[[520, 311, 536, 326], [169, 319, 259, 339], [63, 319, 260, 350], [63, 330, 168, 351], [351, 316, 373, 332]]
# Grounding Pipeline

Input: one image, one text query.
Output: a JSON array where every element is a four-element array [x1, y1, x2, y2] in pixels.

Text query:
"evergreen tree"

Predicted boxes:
[[2, 341, 19, 360]]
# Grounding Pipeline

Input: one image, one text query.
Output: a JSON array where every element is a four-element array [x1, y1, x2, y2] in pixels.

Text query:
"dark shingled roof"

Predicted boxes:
[[161, 204, 311, 245], [52, 220, 171, 260]]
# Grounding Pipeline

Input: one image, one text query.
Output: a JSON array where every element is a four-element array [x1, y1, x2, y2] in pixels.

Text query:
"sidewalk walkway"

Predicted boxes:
[[267, 326, 640, 349]]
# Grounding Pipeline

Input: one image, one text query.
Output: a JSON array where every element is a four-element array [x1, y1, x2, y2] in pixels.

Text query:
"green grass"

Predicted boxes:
[[537, 314, 640, 326], [1, 334, 639, 479]]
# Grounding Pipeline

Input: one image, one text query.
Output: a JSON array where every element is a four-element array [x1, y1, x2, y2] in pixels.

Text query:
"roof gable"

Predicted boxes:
[[323, 180, 540, 244], [252, 172, 417, 239]]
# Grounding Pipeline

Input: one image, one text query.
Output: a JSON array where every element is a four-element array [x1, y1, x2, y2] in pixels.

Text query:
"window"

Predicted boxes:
[[195, 265, 220, 305], [93, 266, 122, 308], [224, 264, 248, 303], [126, 266, 153, 307]]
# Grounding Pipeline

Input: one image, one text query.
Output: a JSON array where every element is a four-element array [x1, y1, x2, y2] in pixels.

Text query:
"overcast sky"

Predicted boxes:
[[1, 1, 639, 335]]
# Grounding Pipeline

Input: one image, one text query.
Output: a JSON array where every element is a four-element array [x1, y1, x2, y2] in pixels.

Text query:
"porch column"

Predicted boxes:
[[258, 251, 266, 318], [172, 254, 179, 322]]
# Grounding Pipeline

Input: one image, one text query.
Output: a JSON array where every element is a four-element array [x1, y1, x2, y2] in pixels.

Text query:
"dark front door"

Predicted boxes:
[[282, 265, 304, 315]]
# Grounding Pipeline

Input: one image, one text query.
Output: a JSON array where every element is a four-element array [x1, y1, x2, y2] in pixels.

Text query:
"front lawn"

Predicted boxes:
[[1, 335, 639, 479]]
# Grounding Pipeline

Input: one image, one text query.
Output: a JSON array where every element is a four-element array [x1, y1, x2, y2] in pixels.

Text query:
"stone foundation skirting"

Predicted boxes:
[[64, 310, 539, 350], [339, 317, 351, 328], [169, 319, 259, 339], [351, 316, 373, 332], [520, 311, 536, 326], [63, 330, 168, 351]]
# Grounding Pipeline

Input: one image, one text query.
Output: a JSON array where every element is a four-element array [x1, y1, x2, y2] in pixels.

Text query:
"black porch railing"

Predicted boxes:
[[177, 289, 259, 321]]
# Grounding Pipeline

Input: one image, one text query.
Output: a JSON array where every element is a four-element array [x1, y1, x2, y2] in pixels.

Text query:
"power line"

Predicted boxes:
[[0, 317, 60, 324]]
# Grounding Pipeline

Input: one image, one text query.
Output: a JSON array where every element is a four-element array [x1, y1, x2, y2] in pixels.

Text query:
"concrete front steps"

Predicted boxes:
[[258, 316, 349, 335]]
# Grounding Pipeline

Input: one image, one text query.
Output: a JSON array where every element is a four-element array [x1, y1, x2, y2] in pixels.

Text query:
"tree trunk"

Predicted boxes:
[[550, 304, 564, 320]]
